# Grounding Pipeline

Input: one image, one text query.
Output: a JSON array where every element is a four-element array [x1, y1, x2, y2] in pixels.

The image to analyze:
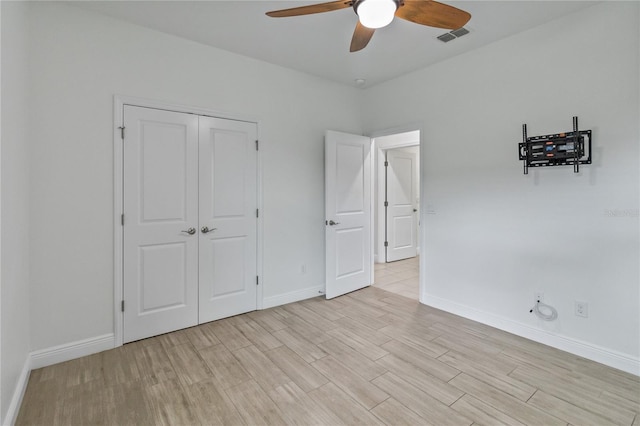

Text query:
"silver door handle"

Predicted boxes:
[[181, 227, 196, 235], [328, 220, 340, 226], [201, 226, 217, 234]]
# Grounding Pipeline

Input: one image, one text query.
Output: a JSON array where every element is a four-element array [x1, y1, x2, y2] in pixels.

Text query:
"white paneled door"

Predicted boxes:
[[198, 116, 257, 323], [325, 130, 372, 299], [386, 149, 418, 262], [123, 106, 257, 343]]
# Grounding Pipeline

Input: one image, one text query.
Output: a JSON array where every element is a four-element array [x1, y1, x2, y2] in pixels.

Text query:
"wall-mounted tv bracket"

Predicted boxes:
[[519, 116, 592, 175]]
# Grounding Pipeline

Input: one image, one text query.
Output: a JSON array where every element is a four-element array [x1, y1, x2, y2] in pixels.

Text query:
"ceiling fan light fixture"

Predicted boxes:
[[356, 0, 397, 29]]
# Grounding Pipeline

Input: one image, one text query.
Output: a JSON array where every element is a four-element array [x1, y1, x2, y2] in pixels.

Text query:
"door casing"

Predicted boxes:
[[113, 95, 263, 347]]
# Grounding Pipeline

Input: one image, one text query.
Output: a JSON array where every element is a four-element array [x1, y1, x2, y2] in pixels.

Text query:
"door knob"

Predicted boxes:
[[328, 220, 340, 226], [201, 226, 217, 234], [181, 227, 196, 235]]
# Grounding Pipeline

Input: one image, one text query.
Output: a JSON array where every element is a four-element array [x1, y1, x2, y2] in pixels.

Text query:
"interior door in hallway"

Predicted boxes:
[[123, 106, 199, 343], [198, 116, 257, 323], [325, 130, 372, 299], [386, 148, 418, 262]]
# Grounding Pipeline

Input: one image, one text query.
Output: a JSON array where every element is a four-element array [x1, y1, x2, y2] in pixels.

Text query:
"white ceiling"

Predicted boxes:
[[69, 0, 597, 88]]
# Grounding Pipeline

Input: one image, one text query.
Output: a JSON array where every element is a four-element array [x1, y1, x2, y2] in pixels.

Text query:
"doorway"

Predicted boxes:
[[373, 130, 420, 300], [119, 104, 259, 343]]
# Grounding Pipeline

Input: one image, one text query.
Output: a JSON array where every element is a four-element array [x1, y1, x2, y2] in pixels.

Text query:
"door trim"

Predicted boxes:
[[368, 124, 424, 301], [113, 95, 263, 347]]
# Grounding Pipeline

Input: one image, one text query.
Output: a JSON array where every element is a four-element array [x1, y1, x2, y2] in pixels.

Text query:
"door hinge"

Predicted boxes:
[[384, 161, 389, 167], [119, 126, 125, 140], [255, 140, 259, 151], [384, 201, 388, 207], [121, 214, 124, 226], [121, 300, 125, 312], [256, 276, 259, 286], [256, 209, 259, 218], [384, 241, 389, 247]]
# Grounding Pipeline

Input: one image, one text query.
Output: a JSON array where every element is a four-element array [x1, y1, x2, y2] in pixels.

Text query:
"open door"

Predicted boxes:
[[386, 148, 418, 262], [325, 130, 372, 299]]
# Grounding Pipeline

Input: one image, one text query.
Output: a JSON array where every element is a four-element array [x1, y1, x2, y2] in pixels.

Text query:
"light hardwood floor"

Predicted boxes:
[[17, 287, 639, 426], [372, 257, 419, 300]]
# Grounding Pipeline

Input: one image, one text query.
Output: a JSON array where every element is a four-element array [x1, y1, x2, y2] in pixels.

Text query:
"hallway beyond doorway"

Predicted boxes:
[[372, 257, 419, 300]]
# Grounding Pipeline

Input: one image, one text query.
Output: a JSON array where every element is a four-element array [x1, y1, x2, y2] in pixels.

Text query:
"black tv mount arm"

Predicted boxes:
[[519, 116, 592, 175]]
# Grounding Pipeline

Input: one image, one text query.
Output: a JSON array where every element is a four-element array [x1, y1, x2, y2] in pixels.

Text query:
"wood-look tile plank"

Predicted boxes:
[[235, 319, 283, 351], [528, 390, 617, 426], [509, 364, 636, 425], [312, 356, 389, 410], [63, 352, 104, 387], [376, 354, 463, 405], [232, 345, 290, 391], [184, 378, 246, 425], [102, 381, 154, 426], [155, 328, 190, 350], [246, 309, 288, 333], [198, 343, 251, 390], [15, 376, 66, 426], [103, 345, 141, 387], [598, 390, 640, 417], [165, 342, 211, 386], [326, 327, 389, 361], [438, 351, 535, 401], [281, 314, 332, 344], [334, 316, 393, 346], [301, 297, 347, 321], [371, 397, 434, 426], [225, 380, 287, 425], [381, 339, 460, 381], [268, 381, 344, 425], [449, 373, 566, 426], [264, 346, 329, 392], [133, 342, 177, 384], [184, 324, 221, 350], [372, 372, 472, 426], [451, 394, 525, 426], [439, 347, 518, 377], [339, 295, 389, 319], [209, 319, 252, 351], [308, 382, 385, 425], [283, 303, 339, 331], [145, 378, 200, 426], [318, 338, 387, 381], [272, 328, 327, 363], [379, 324, 448, 358]]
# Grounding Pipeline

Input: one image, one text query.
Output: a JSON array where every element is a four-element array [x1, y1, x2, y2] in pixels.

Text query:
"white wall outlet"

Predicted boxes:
[[575, 301, 588, 318], [534, 292, 544, 303]]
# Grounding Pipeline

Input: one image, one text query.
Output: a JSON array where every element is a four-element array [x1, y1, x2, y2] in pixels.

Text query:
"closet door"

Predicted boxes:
[[123, 106, 199, 343], [198, 116, 258, 323]]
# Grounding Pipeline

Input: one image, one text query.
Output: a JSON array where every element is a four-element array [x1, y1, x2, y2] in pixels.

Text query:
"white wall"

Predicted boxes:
[[1, 1, 32, 423], [27, 2, 362, 351], [362, 2, 639, 371]]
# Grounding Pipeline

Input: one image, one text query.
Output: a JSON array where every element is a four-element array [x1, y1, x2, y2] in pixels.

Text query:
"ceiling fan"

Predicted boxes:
[[266, 0, 471, 52]]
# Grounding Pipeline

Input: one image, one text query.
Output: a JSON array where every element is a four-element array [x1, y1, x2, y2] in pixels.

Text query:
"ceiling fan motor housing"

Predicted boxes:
[[354, 0, 401, 29]]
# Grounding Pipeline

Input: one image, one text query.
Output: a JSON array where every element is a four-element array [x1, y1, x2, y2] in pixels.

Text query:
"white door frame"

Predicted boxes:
[[113, 95, 263, 347], [369, 125, 425, 301]]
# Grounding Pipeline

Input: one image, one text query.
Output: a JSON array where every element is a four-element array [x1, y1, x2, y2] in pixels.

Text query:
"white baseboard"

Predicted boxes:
[[423, 293, 640, 377], [3, 357, 31, 426], [263, 285, 324, 309], [30, 333, 115, 370]]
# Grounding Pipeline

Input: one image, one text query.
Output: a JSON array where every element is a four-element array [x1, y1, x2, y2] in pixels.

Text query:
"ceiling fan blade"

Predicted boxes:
[[266, 1, 353, 18], [395, 0, 471, 29], [350, 21, 376, 52]]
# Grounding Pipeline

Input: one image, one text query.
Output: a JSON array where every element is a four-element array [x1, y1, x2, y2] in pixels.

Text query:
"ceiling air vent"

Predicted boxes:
[[437, 27, 470, 43]]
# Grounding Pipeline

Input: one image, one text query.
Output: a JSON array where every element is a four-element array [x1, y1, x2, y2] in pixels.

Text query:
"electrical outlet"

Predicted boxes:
[[575, 301, 588, 318], [534, 292, 544, 303]]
